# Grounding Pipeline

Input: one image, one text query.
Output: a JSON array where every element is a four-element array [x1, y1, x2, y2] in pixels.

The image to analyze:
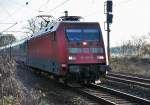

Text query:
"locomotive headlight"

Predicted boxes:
[[61, 64, 67, 68], [97, 55, 104, 60], [68, 56, 76, 60], [82, 41, 87, 46]]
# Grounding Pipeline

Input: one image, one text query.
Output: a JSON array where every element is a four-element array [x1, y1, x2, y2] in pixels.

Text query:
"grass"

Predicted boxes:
[[111, 57, 150, 77], [0, 55, 44, 105], [0, 96, 18, 105], [0, 56, 21, 105]]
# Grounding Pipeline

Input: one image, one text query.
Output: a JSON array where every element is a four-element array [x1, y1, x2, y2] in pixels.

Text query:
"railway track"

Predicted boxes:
[[75, 84, 150, 105], [106, 72, 150, 88], [21, 65, 150, 104]]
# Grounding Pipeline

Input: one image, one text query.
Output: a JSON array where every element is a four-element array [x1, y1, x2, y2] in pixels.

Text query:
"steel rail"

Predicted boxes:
[[108, 72, 150, 83], [89, 84, 150, 105], [107, 72, 150, 88], [72, 83, 150, 105], [76, 88, 117, 105]]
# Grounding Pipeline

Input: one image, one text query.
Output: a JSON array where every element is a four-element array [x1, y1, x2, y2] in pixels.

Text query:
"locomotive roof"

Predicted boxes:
[[30, 20, 99, 39], [0, 20, 99, 51]]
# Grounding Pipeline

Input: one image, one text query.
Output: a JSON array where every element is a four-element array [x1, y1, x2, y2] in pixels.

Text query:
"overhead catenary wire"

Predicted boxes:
[[1, 30, 29, 33], [0, 0, 50, 40], [0, 0, 136, 25], [0, 0, 69, 34], [0, 0, 37, 36], [0, 23, 17, 24], [0, 22, 18, 33], [46, 0, 70, 13], [38, 0, 51, 12], [9, 0, 70, 36], [0, 0, 32, 22], [0, 0, 133, 34]]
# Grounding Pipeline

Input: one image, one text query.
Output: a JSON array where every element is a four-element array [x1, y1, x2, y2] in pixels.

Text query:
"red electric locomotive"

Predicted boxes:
[[26, 14, 109, 83], [0, 13, 110, 84]]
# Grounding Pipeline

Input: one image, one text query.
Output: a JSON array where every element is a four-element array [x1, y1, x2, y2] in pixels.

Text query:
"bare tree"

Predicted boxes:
[[131, 36, 146, 58], [24, 16, 52, 35], [0, 33, 16, 47], [24, 18, 41, 35], [117, 33, 150, 58], [119, 40, 134, 58]]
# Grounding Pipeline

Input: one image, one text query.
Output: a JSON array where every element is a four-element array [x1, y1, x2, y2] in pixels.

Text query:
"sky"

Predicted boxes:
[[0, 0, 150, 47]]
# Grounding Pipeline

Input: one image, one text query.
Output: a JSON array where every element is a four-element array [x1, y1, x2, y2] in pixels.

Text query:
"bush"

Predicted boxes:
[[110, 34, 150, 76], [111, 57, 150, 77], [0, 56, 21, 105]]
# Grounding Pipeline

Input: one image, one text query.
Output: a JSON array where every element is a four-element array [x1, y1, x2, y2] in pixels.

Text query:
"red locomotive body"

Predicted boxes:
[[27, 19, 109, 83]]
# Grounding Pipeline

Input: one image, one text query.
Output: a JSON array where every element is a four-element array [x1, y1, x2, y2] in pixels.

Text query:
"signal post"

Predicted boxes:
[[104, 0, 113, 65]]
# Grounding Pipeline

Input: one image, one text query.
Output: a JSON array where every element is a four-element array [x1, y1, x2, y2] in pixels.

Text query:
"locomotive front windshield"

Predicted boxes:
[[66, 29, 100, 41]]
